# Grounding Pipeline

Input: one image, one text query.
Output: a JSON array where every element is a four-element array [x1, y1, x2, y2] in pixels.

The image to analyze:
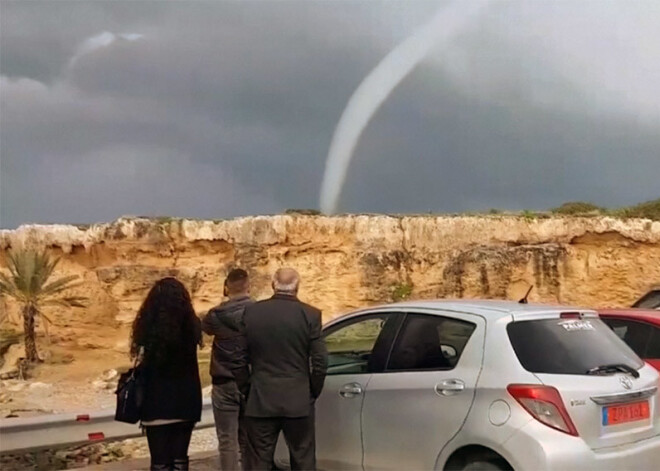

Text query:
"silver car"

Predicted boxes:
[[274, 300, 660, 470]]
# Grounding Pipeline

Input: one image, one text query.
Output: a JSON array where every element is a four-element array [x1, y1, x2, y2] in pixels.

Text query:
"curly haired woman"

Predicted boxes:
[[130, 277, 202, 471]]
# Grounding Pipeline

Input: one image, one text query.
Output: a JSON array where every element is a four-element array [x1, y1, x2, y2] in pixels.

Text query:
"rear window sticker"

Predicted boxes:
[[558, 320, 595, 331]]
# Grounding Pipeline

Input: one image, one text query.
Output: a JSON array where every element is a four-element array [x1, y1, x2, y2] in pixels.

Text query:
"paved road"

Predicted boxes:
[[82, 452, 219, 470]]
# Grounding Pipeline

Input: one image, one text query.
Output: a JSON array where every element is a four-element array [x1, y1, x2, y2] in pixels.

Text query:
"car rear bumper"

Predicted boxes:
[[502, 420, 660, 471]]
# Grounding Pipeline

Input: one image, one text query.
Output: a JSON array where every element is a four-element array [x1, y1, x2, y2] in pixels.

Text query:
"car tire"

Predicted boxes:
[[461, 460, 508, 471]]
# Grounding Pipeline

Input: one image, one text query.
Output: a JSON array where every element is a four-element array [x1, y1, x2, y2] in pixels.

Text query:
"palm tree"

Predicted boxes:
[[0, 249, 86, 362]]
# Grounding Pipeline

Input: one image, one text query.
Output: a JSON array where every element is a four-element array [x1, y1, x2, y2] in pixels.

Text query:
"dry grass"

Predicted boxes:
[[548, 198, 660, 221], [612, 198, 660, 221]]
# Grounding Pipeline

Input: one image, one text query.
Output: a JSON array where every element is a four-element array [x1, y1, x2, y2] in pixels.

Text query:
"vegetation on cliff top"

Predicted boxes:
[[551, 201, 603, 215], [612, 198, 660, 220], [550, 198, 660, 220], [111, 200, 660, 226], [7, 200, 659, 233], [281, 200, 660, 221]]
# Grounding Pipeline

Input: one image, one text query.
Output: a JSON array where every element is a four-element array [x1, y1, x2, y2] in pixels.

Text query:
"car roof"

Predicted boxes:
[[341, 299, 595, 321], [598, 308, 660, 326]]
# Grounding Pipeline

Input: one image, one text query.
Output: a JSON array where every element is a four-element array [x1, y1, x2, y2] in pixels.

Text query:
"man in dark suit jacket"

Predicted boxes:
[[243, 268, 328, 471]]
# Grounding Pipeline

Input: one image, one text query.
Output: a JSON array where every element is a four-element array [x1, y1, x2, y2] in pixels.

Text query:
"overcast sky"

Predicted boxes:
[[1, 0, 659, 229]]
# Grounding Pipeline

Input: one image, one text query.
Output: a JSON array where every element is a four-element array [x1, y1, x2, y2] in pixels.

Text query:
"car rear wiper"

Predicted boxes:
[[586, 363, 640, 378]]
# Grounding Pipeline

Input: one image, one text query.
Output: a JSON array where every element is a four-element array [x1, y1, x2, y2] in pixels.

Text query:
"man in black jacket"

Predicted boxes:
[[243, 268, 328, 471], [202, 268, 254, 471]]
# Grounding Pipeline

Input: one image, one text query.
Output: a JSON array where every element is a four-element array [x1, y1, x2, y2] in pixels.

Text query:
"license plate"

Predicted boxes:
[[602, 401, 650, 426]]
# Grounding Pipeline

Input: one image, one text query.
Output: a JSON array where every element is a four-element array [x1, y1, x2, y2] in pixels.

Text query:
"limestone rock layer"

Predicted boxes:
[[1, 215, 658, 327]]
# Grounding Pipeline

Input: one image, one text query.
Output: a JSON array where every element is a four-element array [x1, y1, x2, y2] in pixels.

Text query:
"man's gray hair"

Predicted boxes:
[[272, 267, 300, 294]]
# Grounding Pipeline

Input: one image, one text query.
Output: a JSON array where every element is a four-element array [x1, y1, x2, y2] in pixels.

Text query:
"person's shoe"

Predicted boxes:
[[149, 464, 171, 471], [172, 457, 189, 471]]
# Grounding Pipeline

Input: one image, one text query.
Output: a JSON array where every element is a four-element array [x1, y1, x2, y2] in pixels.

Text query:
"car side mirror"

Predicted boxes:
[[440, 344, 457, 359]]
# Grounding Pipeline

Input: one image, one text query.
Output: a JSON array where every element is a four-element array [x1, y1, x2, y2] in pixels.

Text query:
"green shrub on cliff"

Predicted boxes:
[[551, 201, 603, 215], [284, 209, 322, 216], [613, 198, 660, 221], [548, 199, 660, 220]]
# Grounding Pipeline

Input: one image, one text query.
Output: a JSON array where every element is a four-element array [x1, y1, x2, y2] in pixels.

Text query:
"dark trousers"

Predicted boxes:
[[145, 421, 194, 466], [212, 382, 248, 471], [245, 410, 316, 471]]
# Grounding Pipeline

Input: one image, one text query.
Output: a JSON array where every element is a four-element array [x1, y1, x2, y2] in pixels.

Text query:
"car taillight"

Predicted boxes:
[[560, 312, 581, 319], [507, 384, 579, 436]]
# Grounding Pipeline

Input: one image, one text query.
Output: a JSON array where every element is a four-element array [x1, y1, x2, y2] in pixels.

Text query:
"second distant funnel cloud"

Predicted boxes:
[[319, 0, 491, 214]]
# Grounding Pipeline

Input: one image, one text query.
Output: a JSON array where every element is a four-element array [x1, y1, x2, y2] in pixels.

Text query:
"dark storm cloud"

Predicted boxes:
[[343, 73, 660, 214], [1, 0, 658, 228]]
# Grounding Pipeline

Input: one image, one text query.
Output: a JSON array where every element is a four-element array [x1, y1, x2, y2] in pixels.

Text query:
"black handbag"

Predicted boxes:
[[115, 354, 145, 424]]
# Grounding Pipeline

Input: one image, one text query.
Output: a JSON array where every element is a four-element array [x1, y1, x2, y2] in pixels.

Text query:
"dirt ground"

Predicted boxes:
[[1, 325, 214, 418]]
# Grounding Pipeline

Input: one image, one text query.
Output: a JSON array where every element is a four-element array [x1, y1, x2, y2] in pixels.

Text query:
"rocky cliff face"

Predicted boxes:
[[2, 215, 658, 328]]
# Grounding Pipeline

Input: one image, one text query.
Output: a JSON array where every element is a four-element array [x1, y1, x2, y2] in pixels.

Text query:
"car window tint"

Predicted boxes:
[[387, 314, 476, 371], [508, 318, 644, 375], [324, 314, 397, 375], [601, 318, 653, 357], [646, 327, 660, 360]]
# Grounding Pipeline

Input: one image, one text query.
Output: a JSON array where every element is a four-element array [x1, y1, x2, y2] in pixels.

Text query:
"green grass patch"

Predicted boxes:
[[284, 209, 322, 216], [521, 209, 539, 221], [551, 201, 603, 215], [612, 198, 660, 221]]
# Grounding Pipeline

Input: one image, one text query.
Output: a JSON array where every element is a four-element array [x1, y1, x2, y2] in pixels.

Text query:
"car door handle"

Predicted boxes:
[[435, 379, 465, 396], [339, 382, 363, 398]]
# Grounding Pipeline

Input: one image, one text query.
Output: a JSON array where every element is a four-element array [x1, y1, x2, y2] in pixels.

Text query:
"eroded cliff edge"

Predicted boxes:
[[2, 215, 658, 327]]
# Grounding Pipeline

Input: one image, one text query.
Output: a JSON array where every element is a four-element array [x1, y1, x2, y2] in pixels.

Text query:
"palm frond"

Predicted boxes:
[[39, 276, 81, 297], [35, 254, 60, 295], [41, 296, 87, 308], [30, 252, 49, 297], [0, 273, 15, 294], [25, 251, 38, 298], [6, 251, 30, 297], [39, 311, 53, 325], [0, 272, 28, 302], [63, 296, 87, 308]]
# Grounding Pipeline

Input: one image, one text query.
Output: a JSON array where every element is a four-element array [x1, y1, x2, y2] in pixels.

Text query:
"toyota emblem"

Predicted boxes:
[[619, 376, 633, 390]]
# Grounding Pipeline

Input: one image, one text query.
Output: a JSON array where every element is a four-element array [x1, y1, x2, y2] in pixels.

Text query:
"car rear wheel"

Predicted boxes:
[[462, 460, 508, 471]]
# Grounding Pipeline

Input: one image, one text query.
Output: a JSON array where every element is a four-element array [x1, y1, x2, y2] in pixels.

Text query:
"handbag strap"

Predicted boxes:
[[137, 345, 145, 364]]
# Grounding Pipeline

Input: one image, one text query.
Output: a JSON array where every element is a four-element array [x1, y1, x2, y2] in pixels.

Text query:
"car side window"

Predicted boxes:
[[387, 314, 476, 371], [324, 313, 402, 375], [602, 319, 653, 357], [645, 327, 660, 360]]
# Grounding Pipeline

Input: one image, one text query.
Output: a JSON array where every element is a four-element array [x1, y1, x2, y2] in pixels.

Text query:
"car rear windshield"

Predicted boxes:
[[507, 317, 644, 375]]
